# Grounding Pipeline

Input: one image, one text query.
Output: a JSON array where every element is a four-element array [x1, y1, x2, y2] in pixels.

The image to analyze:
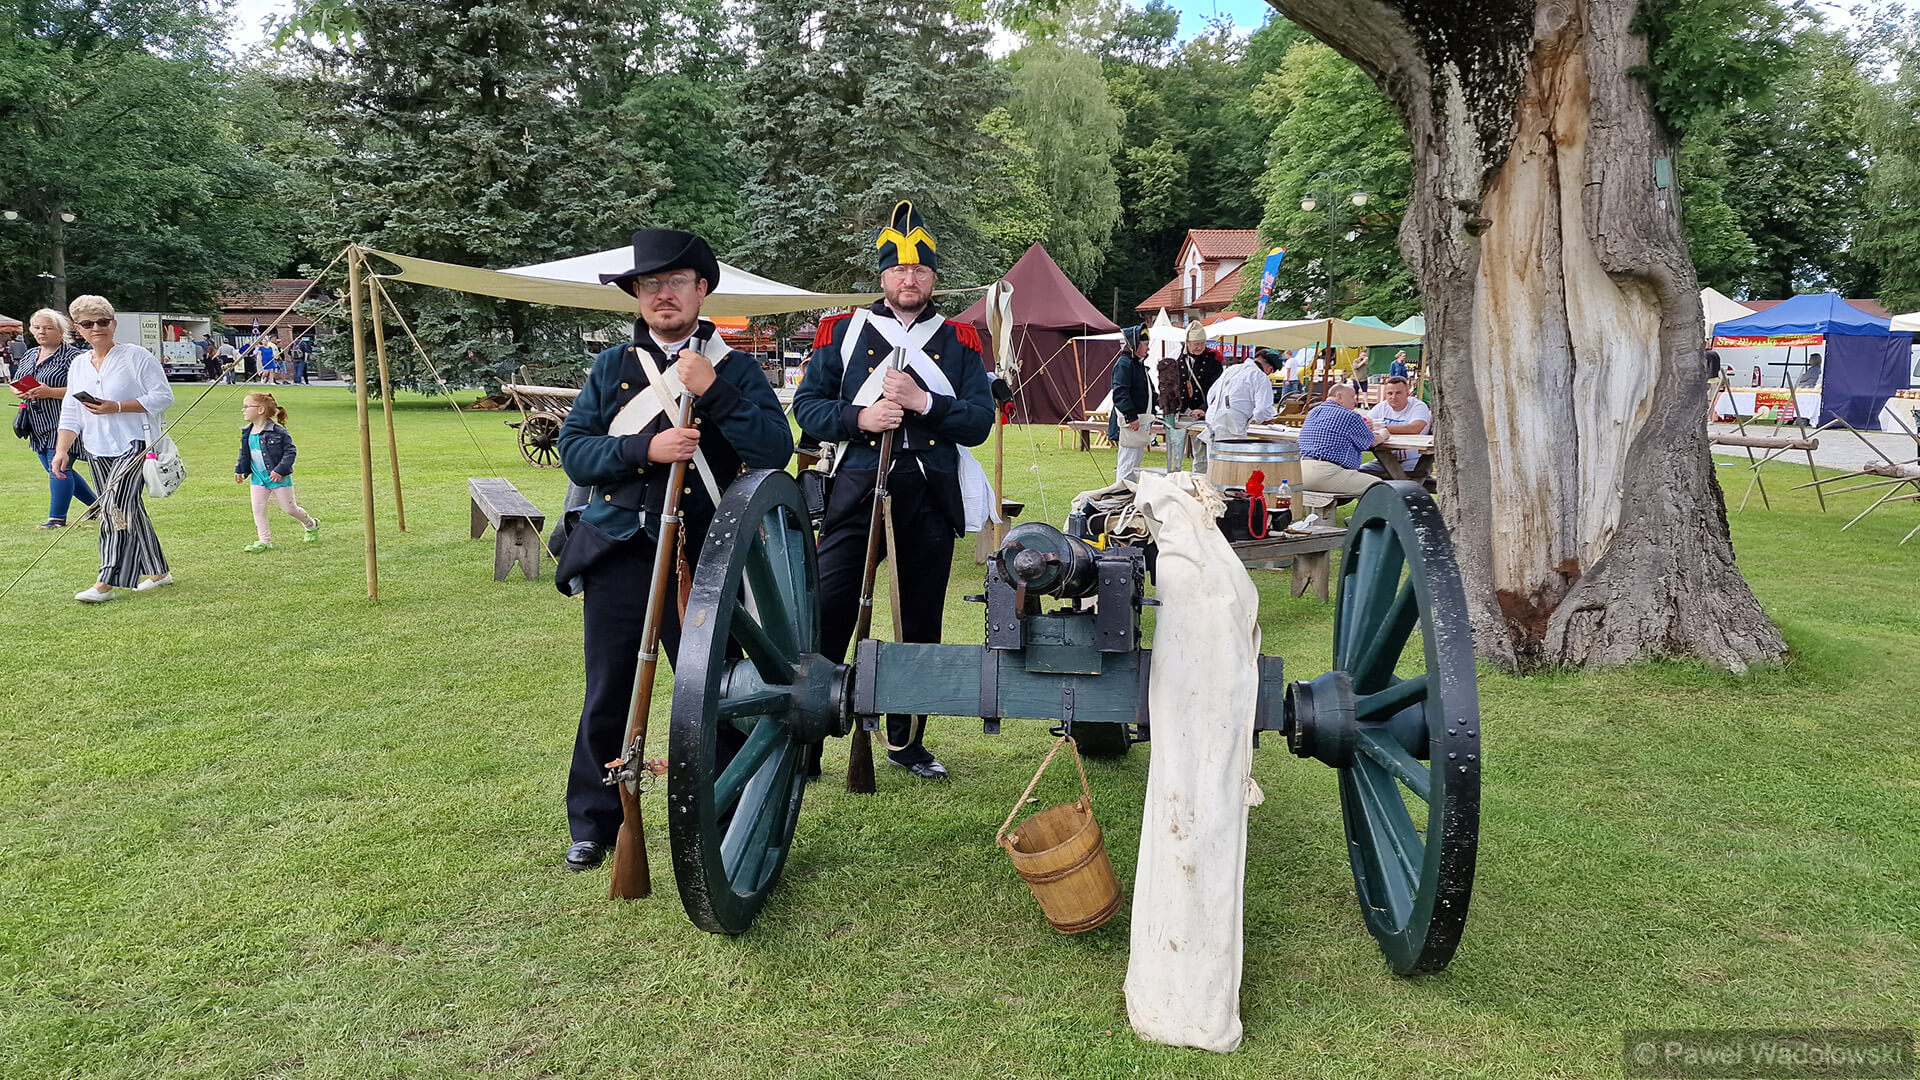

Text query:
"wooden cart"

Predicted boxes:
[[501, 382, 580, 469]]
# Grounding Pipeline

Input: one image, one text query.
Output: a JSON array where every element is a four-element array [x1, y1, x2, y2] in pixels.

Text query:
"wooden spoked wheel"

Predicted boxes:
[[669, 470, 839, 935], [519, 413, 562, 468], [1286, 482, 1480, 975]]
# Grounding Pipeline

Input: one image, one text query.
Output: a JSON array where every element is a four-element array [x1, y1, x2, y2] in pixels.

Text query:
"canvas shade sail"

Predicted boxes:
[[1206, 316, 1424, 350], [364, 247, 882, 317]]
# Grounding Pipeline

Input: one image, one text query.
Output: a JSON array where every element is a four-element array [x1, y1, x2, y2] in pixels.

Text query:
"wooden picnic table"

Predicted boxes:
[[1062, 417, 1165, 451], [1245, 424, 1435, 481]]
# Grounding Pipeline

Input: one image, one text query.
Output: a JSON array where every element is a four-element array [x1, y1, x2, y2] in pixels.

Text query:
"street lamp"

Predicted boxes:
[[1297, 172, 1369, 317], [2, 207, 78, 309]]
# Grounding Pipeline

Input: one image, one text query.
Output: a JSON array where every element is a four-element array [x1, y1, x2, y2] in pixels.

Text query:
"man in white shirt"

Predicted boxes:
[[1361, 374, 1430, 475], [1204, 349, 1278, 444]]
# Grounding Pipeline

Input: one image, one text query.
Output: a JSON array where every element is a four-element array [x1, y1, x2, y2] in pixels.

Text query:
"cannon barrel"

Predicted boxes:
[[998, 522, 1104, 599]]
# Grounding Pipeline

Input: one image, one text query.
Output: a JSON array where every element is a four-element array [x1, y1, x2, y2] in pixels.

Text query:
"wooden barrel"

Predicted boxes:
[[1208, 439, 1301, 506], [998, 738, 1123, 934]]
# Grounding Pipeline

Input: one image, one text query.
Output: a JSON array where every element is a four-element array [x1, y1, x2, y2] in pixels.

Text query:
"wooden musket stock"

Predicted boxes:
[[608, 347, 703, 900], [846, 346, 909, 794]]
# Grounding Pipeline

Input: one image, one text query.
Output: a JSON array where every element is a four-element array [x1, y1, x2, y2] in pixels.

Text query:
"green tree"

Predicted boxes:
[[280, 0, 708, 389], [1852, 7, 1920, 313], [974, 108, 1051, 260], [0, 0, 297, 315], [730, 0, 1007, 294], [1092, 12, 1302, 317], [1675, 112, 1761, 294], [1240, 38, 1416, 320], [1005, 42, 1122, 289]]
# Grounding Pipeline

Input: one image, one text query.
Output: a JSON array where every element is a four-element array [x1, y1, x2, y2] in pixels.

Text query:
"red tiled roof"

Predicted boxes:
[[1185, 229, 1260, 261], [216, 279, 328, 312], [1743, 297, 1889, 318], [1194, 263, 1247, 308], [1134, 277, 1184, 314]]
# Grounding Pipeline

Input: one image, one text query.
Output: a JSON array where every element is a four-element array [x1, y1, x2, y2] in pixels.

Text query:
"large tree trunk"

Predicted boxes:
[[1269, 0, 1786, 671]]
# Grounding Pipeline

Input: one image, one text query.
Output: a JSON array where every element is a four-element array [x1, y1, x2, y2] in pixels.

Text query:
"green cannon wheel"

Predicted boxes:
[[1286, 481, 1480, 975], [668, 470, 843, 935]]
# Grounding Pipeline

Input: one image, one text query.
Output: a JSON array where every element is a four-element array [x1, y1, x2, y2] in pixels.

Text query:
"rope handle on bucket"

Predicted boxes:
[[996, 735, 1094, 850]]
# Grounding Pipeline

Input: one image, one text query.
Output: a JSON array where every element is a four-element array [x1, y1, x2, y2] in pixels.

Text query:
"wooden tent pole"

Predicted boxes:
[[367, 275, 408, 531], [348, 245, 380, 600]]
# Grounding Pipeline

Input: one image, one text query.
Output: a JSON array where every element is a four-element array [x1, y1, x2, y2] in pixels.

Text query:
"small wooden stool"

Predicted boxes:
[[470, 477, 546, 581]]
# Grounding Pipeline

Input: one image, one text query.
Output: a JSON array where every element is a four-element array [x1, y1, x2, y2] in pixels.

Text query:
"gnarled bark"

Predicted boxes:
[[1269, 0, 1786, 671]]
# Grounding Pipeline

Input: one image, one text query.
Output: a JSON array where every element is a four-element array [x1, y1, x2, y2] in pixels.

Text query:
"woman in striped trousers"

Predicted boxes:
[[51, 295, 175, 603]]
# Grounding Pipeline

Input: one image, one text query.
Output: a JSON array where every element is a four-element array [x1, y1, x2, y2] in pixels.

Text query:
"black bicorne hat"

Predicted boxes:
[[875, 200, 937, 272], [1121, 324, 1146, 352], [601, 228, 721, 295]]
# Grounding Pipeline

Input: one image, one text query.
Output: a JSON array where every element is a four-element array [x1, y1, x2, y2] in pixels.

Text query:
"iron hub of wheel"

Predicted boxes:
[[1283, 670, 1357, 768], [718, 652, 854, 743]]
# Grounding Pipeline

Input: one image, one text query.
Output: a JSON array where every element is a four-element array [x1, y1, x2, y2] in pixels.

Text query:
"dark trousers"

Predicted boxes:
[[815, 465, 955, 763], [566, 533, 687, 846]]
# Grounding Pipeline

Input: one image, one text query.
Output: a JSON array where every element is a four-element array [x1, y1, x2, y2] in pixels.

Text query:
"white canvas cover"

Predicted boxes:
[[1124, 471, 1264, 1054], [364, 246, 882, 317], [1891, 310, 1920, 333]]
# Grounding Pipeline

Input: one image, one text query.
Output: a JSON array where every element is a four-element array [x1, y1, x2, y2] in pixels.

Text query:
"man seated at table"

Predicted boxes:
[[1297, 383, 1388, 510], [1360, 374, 1430, 477]]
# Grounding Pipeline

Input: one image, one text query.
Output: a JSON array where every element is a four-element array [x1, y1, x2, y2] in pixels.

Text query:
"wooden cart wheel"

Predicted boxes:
[[1284, 481, 1480, 976], [669, 470, 842, 935], [519, 412, 562, 468]]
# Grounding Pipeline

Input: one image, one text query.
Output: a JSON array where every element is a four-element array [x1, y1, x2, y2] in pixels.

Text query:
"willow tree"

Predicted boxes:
[[1268, 0, 1789, 671]]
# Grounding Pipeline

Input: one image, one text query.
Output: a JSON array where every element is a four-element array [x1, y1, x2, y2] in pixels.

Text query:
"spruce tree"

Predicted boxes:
[[731, 0, 1007, 292]]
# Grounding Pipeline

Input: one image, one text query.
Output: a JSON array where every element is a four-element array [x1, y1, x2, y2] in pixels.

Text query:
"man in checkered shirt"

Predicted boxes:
[[1297, 383, 1388, 509]]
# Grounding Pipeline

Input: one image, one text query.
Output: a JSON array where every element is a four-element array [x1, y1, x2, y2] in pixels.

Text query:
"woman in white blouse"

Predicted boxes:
[[51, 295, 176, 602]]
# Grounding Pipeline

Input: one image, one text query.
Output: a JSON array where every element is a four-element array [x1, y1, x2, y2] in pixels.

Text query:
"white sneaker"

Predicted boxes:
[[75, 586, 114, 603], [135, 573, 175, 591]]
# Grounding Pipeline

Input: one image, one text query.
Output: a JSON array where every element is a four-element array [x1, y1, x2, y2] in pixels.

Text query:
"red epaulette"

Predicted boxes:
[[812, 312, 853, 349], [951, 321, 982, 354]]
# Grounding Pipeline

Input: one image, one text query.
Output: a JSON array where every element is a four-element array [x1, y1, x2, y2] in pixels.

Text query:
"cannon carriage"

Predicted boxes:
[[654, 469, 1480, 976]]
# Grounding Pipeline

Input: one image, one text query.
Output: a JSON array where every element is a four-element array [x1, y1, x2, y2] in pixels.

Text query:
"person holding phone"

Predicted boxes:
[[12, 308, 98, 528], [51, 296, 175, 603]]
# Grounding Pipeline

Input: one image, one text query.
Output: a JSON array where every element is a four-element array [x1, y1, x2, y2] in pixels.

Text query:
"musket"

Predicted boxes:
[[846, 345, 910, 794], [607, 340, 704, 900]]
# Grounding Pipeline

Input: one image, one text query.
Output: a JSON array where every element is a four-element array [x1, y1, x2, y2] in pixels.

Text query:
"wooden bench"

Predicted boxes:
[[1230, 525, 1347, 600], [470, 478, 546, 581]]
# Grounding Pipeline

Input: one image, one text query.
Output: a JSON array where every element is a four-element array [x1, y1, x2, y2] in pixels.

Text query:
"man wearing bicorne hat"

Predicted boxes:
[[1159, 322, 1222, 473], [794, 200, 997, 781], [553, 228, 795, 872], [1109, 324, 1152, 482]]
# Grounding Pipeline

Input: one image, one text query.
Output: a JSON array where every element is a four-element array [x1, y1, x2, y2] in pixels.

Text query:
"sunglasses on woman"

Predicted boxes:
[[74, 318, 115, 329]]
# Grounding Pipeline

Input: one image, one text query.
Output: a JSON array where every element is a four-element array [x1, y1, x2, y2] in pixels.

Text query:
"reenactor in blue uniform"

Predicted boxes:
[[794, 202, 997, 779], [554, 228, 794, 870]]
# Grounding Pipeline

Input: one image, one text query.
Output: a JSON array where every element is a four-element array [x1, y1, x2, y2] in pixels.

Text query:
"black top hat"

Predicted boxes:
[[601, 229, 721, 295], [875, 200, 937, 272]]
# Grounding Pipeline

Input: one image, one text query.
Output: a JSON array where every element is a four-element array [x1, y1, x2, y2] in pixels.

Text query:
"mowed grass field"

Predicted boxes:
[[1, 384, 1915, 1079]]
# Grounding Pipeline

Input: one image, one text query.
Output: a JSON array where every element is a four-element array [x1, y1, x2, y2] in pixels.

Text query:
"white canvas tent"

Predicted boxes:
[[1890, 311, 1920, 333], [367, 246, 881, 317], [1701, 287, 1754, 337], [1075, 309, 1188, 360]]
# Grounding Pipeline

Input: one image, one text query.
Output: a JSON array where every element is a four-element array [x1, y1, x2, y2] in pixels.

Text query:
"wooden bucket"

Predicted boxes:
[[996, 736, 1123, 934], [1208, 440, 1301, 506]]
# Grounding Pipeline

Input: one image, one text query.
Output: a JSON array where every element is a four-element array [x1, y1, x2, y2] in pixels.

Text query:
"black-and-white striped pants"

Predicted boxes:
[[89, 443, 168, 587]]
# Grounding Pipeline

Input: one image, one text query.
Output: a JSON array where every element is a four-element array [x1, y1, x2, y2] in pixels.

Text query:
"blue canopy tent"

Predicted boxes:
[[1711, 293, 1913, 429]]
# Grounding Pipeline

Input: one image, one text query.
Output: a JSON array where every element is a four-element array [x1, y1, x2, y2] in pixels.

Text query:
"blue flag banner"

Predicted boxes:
[[1255, 249, 1285, 319]]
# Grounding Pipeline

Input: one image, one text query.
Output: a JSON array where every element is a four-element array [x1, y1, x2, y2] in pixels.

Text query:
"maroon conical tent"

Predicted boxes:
[[956, 244, 1120, 425]]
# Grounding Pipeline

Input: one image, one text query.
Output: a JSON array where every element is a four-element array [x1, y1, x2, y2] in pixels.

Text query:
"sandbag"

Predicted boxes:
[[1123, 471, 1264, 1053]]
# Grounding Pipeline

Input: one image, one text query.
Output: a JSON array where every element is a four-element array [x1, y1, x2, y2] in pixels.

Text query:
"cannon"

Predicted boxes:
[[662, 471, 1480, 976]]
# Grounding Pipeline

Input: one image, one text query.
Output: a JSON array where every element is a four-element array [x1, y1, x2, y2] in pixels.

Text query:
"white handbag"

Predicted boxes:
[[141, 419, 185, 498]]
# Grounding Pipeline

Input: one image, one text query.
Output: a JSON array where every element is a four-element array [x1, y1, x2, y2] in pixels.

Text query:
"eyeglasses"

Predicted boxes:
[[75, 318, 115, 329], [884, 264, 935, 280], [633, 272, 699, 295]]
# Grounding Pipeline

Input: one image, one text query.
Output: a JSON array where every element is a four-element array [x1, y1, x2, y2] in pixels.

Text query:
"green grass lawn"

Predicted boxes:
[[2, 385, 1916, 1079]]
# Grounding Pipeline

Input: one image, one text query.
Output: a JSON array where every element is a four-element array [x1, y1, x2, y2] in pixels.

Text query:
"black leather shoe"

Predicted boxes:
[[888, 754, 948, 780], [565, 840, 608, 871]]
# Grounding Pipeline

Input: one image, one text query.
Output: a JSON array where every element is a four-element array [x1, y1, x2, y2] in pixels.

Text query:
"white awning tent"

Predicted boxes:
[[366, 246, 882, 317], [1204, 316, 1424, 351], [1701, 287, 1755, 337], [1890, 311, 1920, 333], [1074, 309, 1188, 359]]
